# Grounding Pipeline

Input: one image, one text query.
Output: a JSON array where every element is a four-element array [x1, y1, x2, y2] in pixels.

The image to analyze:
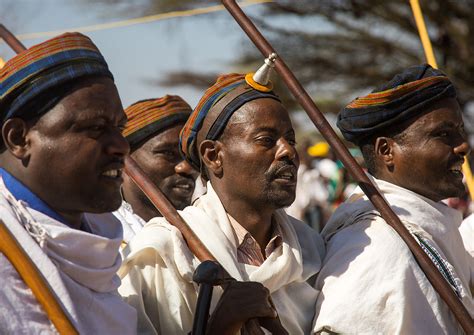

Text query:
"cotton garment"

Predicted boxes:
[[460, 214, 474, 294], [119, 182, 325, 335], [113, 200, 147, 244], [460, 214, 474, 258], [0, 178, 137, 334], [313, 176, 474, 334]]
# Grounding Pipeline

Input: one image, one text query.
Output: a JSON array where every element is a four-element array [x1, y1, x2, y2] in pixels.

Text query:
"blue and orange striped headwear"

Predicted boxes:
[[0, 32, 113, 125], [337, 64, 456, 145], [179, 73, 280, 169], [124, 95, 192, 149]]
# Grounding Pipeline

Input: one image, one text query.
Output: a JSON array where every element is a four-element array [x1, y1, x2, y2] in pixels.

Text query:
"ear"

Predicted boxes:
[[2, 118, 31, 159], [199, 140, 223, 177], [374, 137, 395, 170]]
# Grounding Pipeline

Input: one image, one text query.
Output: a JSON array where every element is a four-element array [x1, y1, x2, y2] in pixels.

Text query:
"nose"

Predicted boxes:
[[275, 138, 297, 162], [454, 139, 470, 157], [175, 159, 196, 177], [106, 128, 130, 157]]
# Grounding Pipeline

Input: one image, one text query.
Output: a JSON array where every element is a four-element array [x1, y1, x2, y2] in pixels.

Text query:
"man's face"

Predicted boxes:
[[216, 98, 299, 210], [26, 77, 129, 214], [130, 124, 198, 210], [389, 98, 469, 201]]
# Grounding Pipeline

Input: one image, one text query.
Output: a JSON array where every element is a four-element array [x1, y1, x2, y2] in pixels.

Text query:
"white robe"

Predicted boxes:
[[113, 200, 147, 244], [0, 178, 137, 334], [460, 214, 474, 295], [313, 177, 474, 334], [119, 182, 325, 335], [460, 214, 474, 258]]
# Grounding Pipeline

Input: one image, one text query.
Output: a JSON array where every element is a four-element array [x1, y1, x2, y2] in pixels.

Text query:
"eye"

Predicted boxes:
[[287, 138, 297, 146], [257, 136, 276, 147], [85, 124, 106, 137], [154, 149, 178, 160], [90, 125, 105, 131]]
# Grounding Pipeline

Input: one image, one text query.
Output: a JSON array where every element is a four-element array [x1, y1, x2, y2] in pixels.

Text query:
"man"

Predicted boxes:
[[114, 95, 198, 243], [119, 71, 325, 334], [313, 65, 474, 333], [0, 32, 137, 334]]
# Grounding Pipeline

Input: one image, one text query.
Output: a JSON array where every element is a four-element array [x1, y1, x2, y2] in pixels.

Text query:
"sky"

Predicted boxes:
[[0, 0, 269, 107]]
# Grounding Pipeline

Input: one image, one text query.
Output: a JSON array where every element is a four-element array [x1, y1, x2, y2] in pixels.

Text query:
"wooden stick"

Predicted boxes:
[[124, 156, 216, 262], [0, 24, 26, 53], [0, 220, 78, 334], [220, 1, 474, 333], [124, 157, 280, 335]]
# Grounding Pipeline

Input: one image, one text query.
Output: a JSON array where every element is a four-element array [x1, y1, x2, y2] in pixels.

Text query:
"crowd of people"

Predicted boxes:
[[0, 31, 472, 334]]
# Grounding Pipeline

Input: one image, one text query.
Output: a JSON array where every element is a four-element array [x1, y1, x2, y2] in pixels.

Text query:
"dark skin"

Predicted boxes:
[[0, 77, 129, 229], [373, 98, 470, 202], [122, 124, 198, 221], [200, 98, 299, 260]]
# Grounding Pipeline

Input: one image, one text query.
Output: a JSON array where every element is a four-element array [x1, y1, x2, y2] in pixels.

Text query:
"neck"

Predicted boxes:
[[0, 164, 85, 229], [122, 187, 162, 222], [215, 188, 274, 249]]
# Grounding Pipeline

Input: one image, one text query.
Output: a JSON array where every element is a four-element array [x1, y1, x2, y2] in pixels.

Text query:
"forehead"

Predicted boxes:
[[407, 98, 463, 131], [40, 77, 125, 126], [227, 98, 292, 131], [136, 123, 184, 151]]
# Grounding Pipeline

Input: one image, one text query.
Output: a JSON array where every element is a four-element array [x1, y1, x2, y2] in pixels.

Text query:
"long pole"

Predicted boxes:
[[0, 221, 78, 334], [0, 24, 26, 53], [409, 0, 474, 201], [124, 157, 217, 262], [220, 1, 474, 333]]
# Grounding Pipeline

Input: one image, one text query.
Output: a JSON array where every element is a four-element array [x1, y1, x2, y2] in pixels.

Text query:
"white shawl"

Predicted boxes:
[[0, 179, 137, 334], [314, 176, 474, 334], [119, 182, 325, 335], [113, 200, 147, 244]]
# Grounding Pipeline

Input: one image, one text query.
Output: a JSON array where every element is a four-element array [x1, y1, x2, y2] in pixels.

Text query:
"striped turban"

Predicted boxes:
[[124, 95, 192, 149], [337, 64, 456, 145], [0, 32, 113, 125], [180, 73, 280, 169]]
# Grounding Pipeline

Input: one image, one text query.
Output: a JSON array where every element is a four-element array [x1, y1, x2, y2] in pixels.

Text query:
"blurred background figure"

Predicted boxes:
[[286, 140, 362, 231]]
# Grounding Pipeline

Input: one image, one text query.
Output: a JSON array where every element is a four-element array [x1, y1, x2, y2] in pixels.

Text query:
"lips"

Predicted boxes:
[[448, 159, 464, 178], [172, 178, 195, 195], [273, 165, 297, 184]]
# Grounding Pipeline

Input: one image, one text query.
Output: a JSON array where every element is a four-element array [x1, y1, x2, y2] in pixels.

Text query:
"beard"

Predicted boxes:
[[262, 160, 297, 209]]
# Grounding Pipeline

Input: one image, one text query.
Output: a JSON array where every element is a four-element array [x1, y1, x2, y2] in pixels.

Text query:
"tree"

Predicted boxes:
[[159, 0, 474, 112]]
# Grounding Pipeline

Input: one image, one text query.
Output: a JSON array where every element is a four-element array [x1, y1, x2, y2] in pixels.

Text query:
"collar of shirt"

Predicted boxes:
[[227, 213, 283, 266]]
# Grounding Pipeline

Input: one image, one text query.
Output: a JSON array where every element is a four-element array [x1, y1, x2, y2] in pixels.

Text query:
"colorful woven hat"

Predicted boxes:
[[0, 32, 113, 124], [337, 64, 456, 145], [179, 57, 281, 170], [124, 95, 192, 148]]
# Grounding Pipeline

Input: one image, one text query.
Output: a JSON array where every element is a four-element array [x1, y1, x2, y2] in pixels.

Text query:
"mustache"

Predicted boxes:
[[448, 157, 465, 167], [168, 174, 196, 186], [102, 158, 125, 170], [265, 160, 297, 181]]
